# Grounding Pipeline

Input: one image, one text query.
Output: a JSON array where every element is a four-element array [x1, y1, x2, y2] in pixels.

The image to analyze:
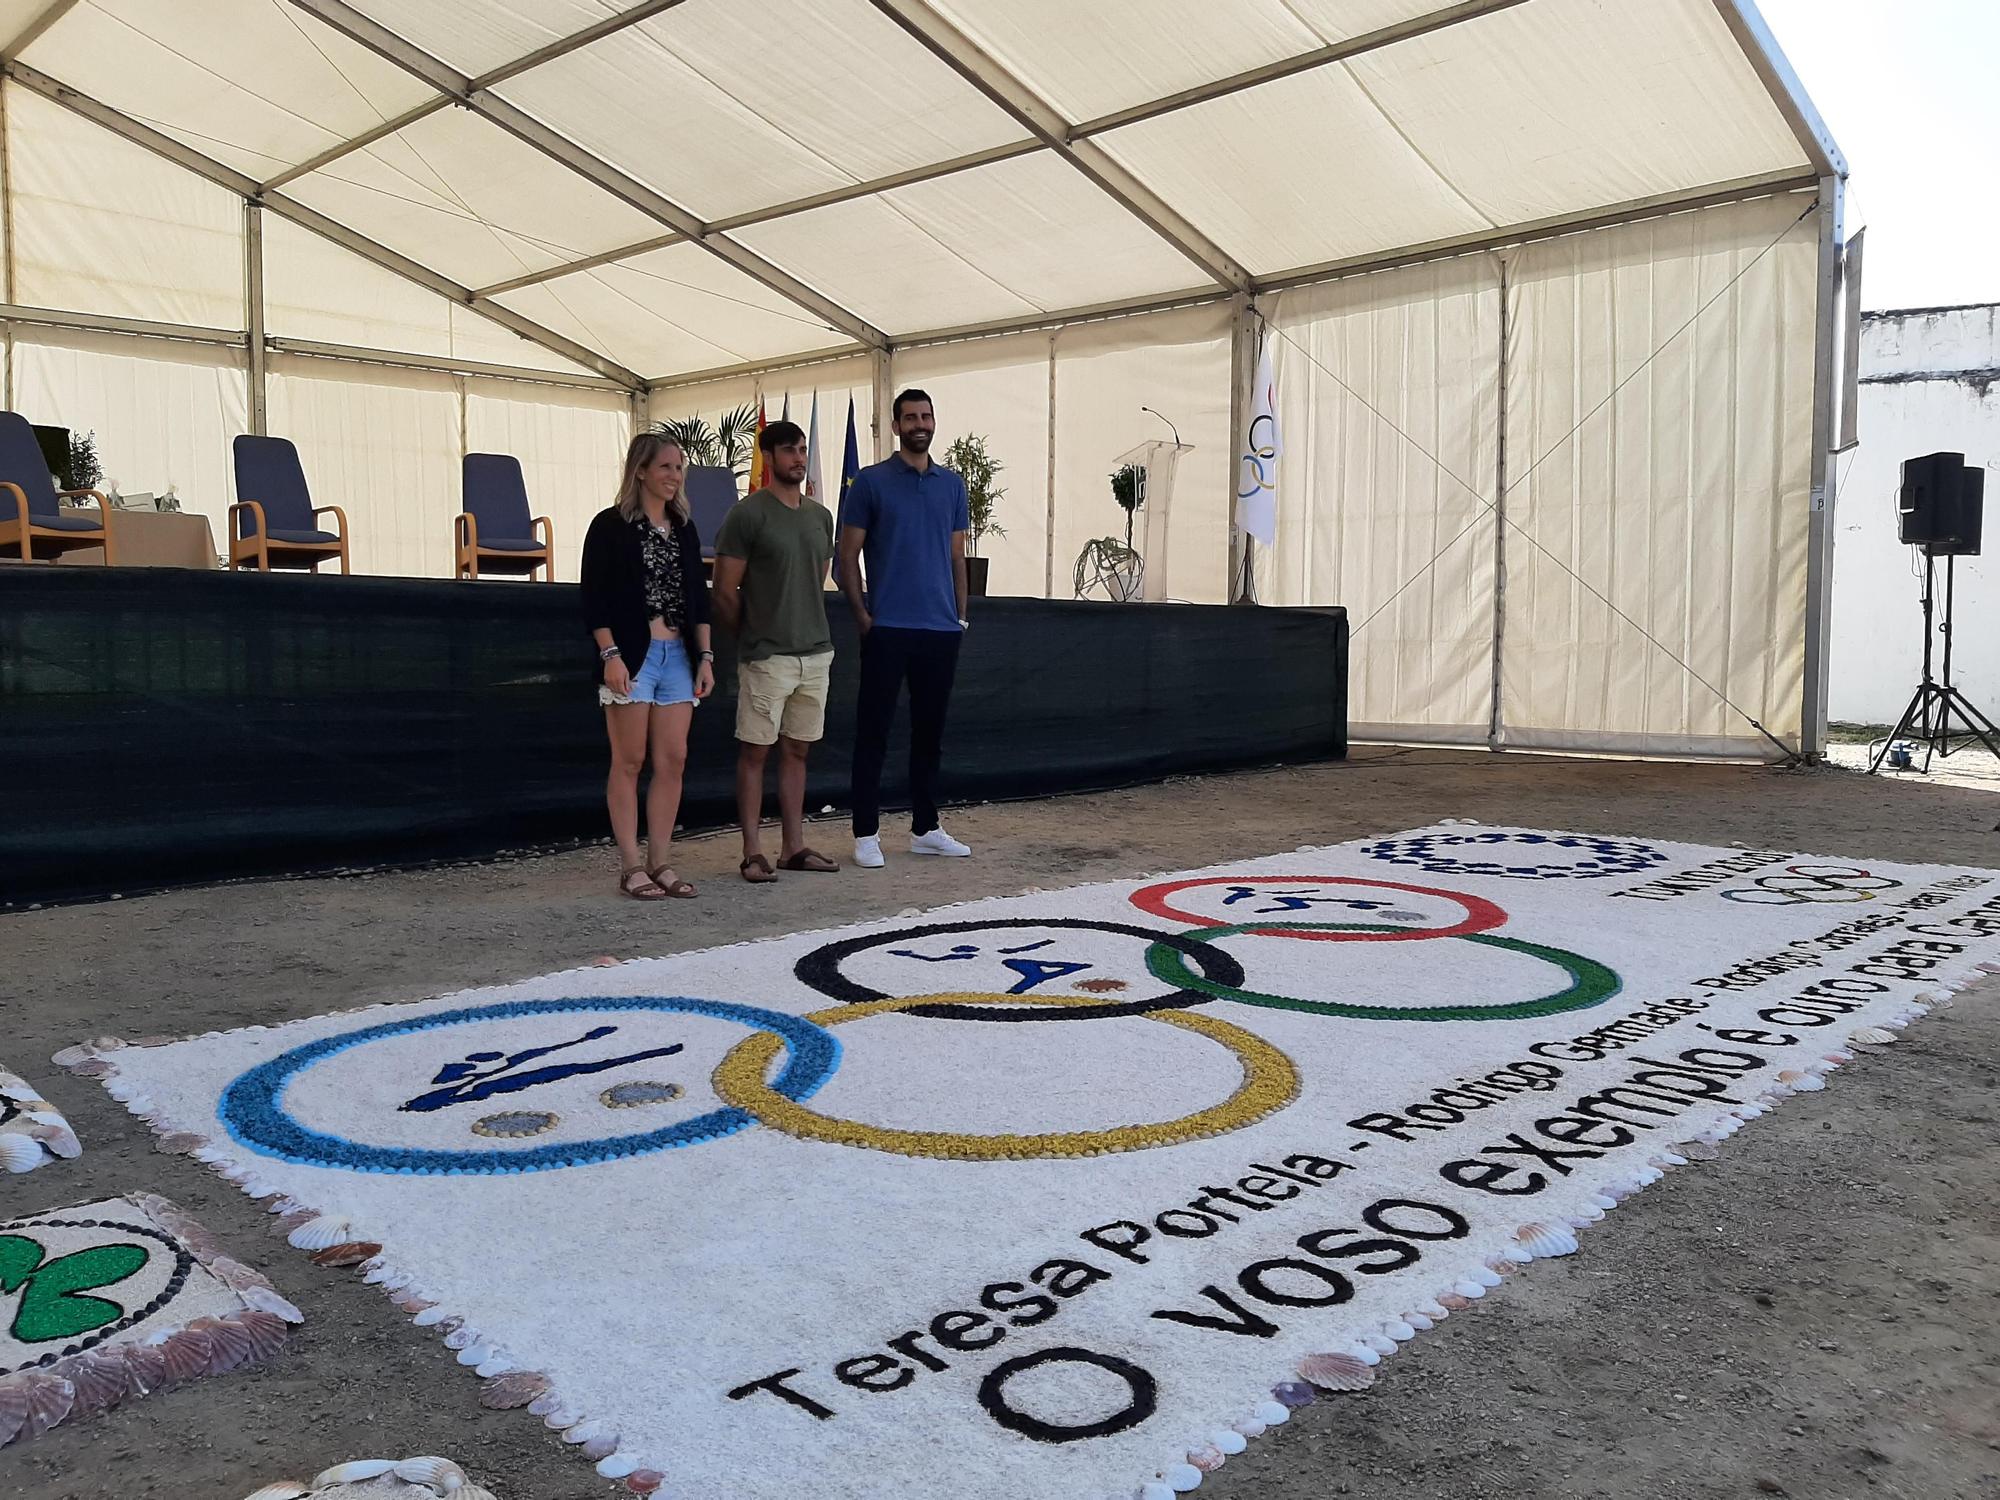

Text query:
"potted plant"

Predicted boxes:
[[1110, 461, 1145, 545], [655, 404, 758, 493], [942, 432, 1005, 597]]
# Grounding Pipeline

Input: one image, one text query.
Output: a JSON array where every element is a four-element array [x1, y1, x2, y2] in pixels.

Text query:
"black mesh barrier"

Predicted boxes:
[[0, 567, 1346, 904]]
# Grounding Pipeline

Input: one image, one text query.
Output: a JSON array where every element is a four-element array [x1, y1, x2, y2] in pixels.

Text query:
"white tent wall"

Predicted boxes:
[[13, 328, 246, 546], [1828, 306, 1998, 726], [1050, 302, 1235, 604], [1255, 257, 1502, 740], [1498, 191, 1817, 756]]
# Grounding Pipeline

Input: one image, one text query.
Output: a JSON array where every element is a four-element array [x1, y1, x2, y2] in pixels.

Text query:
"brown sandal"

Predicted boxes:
[[647, 866, 697, 899], [778, 848, 839, 873], [620, 866, 668, 900], [739, 854, 777, 884]]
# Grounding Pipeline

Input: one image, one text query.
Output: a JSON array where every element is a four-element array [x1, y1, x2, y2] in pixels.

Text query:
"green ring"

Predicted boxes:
[[1144, 922, 1621, 1022]]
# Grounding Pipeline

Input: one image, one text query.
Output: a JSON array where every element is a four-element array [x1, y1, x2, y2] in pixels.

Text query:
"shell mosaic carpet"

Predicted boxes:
[[58, 823, 2000, 1499]]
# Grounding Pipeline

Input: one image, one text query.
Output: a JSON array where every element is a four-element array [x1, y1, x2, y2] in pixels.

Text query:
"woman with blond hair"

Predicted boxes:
[[581, 431, 714, 899]]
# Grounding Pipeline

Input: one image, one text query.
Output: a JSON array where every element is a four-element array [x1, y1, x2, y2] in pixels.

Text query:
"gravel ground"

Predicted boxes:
[[3, 747, 1996, 1500]]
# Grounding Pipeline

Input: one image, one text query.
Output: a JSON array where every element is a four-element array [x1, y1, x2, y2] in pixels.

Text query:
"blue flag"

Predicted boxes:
[[833, 396, 861, 587]]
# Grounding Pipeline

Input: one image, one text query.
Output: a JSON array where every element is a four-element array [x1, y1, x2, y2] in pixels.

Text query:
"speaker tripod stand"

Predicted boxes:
[[1868, 550, 2000, 774]]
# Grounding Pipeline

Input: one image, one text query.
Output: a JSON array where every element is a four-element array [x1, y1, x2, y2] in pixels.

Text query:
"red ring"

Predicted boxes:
[[1130, 875, 1507, 942]]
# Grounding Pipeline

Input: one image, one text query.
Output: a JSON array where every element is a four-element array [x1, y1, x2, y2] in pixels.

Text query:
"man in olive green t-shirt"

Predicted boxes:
[[713, 420, 839, 882]]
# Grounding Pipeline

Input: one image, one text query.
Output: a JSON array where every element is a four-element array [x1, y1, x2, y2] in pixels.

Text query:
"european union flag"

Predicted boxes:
[[833, 396, 860, 587]]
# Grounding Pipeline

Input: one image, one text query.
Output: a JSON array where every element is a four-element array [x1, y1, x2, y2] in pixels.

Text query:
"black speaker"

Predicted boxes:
[[1899, 451, 1984, 556]]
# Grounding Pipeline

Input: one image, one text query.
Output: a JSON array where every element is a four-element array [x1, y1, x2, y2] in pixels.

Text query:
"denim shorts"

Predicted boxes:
[[599, 638, 696, 707]]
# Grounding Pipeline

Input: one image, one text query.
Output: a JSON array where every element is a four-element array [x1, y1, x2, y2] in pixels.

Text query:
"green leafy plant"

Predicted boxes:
[[1109, 462, 1145, 545], [942, 432, 1006, 557], [654, 404, 758, 487], [66, 430, 102, 492]]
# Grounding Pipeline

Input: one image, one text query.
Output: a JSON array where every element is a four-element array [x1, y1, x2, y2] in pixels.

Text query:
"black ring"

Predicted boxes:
[[795, 917, 1246, 1022]]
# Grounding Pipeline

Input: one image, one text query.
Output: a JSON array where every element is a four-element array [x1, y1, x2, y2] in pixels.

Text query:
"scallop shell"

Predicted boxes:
[[443, 1325, 477, 1351], [597, 1453, 642, 1479], [28, 1122, 81, 1158], [119, 1340, 169, 1398], [310, 1242, 383, 1269], [1253, 1399, 1290, 1425], [1186, 1443, 1227, 1473], [0, 1379, 31, 1445], [563, 1417, 610, 1445], [1141, 1482, 1175, 1500], [1272, 1381, 1316, 1409], [49, 1351, 127, 1418], [1849, 1026, 1896, 1045], [1210, 1430, 1248, 1455], [623, 1471, 665, 1495], [0, 1134, 49, 1172], [311, 1460, 400, 1486], [239, 1485, 311, 1500], [392, 1455, 466, 1491], [234, 1310, 291, 1364], [580, 1434, 621, 1462], [1232, 1414, 1267, 1437], [1514, 1222, 1580, 1259], [287, 1216, 355, 1251], [1437, 1291, 1472, 1311], [187, 1316, 255, 1374], [1163, 1462, 1204, 1491], [155, 1131, 207, 1155], [50, 1042, 103, 1068], [480, 1370, 551, 1410], [15, 1371, 75, 1443]]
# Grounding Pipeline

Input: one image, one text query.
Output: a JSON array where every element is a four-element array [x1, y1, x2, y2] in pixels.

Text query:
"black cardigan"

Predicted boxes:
[[579, 505, 710, 684]]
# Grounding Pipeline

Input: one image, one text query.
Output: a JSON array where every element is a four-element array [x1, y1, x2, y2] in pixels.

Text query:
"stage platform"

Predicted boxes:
[[1, 567, 1346, 904]]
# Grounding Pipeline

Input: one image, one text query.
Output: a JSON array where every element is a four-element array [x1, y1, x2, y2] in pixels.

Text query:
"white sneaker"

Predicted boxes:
[[853, 834, 885, 869], [910, 827, 971, 858]]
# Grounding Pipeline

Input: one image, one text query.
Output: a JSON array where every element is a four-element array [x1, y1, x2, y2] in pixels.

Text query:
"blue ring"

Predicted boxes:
[[218, 997, 840, 1176]]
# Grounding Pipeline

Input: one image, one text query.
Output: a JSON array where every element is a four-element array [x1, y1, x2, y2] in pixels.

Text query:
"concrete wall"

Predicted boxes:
[[1829, 305, 1998, 725]]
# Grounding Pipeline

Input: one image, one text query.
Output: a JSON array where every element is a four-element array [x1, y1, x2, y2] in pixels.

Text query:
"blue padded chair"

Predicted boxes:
[[457, 453, 554, 581], [0, 410, 114, 564], [684, 464, 738, 562], [230, 434, 348, 573]]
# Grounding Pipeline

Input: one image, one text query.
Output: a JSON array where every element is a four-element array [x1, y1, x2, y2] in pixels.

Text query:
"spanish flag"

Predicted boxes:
[[747, 399, 768, 491]]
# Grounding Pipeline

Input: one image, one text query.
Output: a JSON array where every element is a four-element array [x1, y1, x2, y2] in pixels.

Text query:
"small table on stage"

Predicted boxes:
[[55, 508, 217, 569]]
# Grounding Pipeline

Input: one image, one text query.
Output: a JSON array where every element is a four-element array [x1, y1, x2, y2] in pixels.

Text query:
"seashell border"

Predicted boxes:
[[0, 1064, 83, 1174]]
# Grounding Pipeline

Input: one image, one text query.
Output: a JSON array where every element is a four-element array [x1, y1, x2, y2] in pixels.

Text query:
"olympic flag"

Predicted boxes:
[[1236, 337, 1282, 546]]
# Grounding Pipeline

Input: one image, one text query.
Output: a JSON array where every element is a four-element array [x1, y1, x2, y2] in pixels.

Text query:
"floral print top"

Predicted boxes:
[[633, 511, 686, 633]]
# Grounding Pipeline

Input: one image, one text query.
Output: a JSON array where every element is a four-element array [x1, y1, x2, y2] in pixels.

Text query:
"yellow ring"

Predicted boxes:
[[711, 992, 1299, 1161]]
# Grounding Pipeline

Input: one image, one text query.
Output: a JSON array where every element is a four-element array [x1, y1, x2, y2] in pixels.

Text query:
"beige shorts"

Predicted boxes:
[[735, 649, 833, 745]]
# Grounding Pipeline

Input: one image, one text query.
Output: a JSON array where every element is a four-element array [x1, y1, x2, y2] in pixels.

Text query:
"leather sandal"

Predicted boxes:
[[620, 865, 668, 900], [739, 854, 777, 884], [778, 848, 839, 873], [646, 865, 696, 898]]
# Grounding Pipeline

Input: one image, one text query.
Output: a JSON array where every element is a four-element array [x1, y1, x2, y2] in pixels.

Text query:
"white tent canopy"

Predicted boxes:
[[0, 0, 1849, 757]]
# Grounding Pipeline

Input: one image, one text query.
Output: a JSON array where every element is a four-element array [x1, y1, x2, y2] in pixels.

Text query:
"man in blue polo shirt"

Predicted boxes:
[[836, 388, 971, 869]]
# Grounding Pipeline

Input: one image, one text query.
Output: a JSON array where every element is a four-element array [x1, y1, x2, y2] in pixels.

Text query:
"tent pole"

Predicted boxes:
[[870, 347, 892, 464], [1487, 255, 1509, 749], [244, 200, 267, 436], [1043, 333, 1058, 598], [1801, 174, 1844, 760], [1227, 294, 1253, 603]]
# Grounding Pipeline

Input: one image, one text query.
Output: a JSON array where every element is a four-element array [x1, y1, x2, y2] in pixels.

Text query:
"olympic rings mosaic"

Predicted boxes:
[[1719, 863, 1901, 906], [220, 873, 1625, 1171], [1129, 875, 1507, 942], [710, 993, 1299, 1161], [1364, 831, 1667, 880]]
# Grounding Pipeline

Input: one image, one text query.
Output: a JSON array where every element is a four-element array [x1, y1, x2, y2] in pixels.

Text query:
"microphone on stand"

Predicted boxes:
[[1141, 406, 1182, 447]]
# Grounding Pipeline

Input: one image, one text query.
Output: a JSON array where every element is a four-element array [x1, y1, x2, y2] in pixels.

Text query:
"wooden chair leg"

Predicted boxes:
[[338, 539, 350, 575]]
